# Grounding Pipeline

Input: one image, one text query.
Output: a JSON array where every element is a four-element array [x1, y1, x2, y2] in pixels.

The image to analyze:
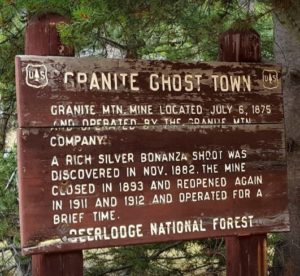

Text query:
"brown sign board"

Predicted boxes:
[[15, 55, 289, 255]]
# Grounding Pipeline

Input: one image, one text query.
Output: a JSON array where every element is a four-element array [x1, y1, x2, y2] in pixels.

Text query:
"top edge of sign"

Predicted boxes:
[[15, 55, 282, 68]]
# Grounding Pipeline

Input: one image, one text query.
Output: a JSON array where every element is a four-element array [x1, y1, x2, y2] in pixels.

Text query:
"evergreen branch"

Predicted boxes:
[[0, 111, 10, 150], [0, 26, 24, 45], [0, 112, 16, 117], [155, 255, 191, 261], [5, 169, 17, 190], [182, 261, 225, 274], [99, 264, 132, 275], [0, 244, 20, 252], [99, 36, 127, 51], [149, 241, 183, 260], [0, 264, 17, 274]]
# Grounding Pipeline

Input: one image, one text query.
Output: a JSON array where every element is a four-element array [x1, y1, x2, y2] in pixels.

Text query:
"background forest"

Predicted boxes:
[[0, 0, 300, 275]]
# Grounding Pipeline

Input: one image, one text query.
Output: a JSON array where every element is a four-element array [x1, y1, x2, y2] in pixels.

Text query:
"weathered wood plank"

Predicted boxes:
[[18, 124, 288, 254], [15, 55, 288, 255], [16, 56, 283, 128]]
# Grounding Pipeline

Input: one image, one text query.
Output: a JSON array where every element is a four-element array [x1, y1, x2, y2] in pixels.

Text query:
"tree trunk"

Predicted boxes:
[[273, 6, 300, 276]]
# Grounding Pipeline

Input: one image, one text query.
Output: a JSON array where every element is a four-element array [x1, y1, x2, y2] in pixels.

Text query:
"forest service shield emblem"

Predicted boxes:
[[263, 69, 279, 90], [25, 64, 48, 88]]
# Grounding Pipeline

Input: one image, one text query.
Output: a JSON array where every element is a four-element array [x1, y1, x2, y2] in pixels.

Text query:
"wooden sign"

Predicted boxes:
[[15, 56, 289, 255]]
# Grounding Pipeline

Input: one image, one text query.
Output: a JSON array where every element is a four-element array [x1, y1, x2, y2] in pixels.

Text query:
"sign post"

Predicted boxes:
[[219, 28, 268, 276], [23, 13, 83, 276]]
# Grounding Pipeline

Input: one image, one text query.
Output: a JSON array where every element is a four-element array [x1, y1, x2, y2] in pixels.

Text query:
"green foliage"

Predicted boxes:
[[16, 0, 72, 17], [55, 0, 275, 61], [0, 1, 23, 153], [0, 148, 18, 241], [0, 148, 31, 275], [84, 240, 225, 275]]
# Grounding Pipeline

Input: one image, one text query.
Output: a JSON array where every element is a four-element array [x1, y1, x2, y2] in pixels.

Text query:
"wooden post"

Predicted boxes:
[[25, 13, 74, 56], [25, 13, 83, 276], [219, 29, 267, 276]]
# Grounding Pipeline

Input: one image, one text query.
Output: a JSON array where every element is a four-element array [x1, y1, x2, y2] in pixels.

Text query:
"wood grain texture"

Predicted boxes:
[[15, 55, 288, 255], [23, 13, 83, 273], [31, 251, 83, 276], [16, 56, 282, 128], [220, 28, 268, 276]]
